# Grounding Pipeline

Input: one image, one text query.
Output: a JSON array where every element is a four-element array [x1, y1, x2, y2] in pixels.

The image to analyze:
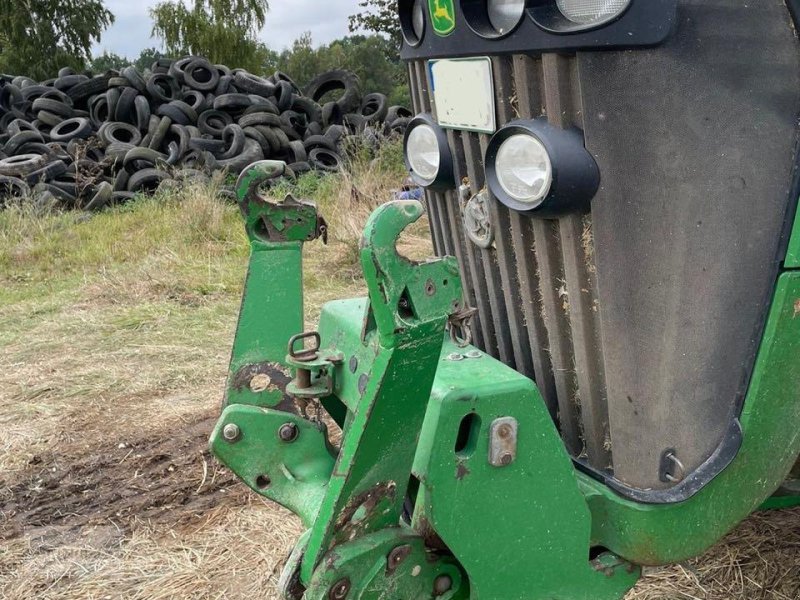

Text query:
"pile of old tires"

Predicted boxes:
[[0, 57, 412, 210]]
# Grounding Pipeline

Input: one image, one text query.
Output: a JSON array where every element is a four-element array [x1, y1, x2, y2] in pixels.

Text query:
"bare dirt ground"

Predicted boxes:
[[1, 167, 799, 599]]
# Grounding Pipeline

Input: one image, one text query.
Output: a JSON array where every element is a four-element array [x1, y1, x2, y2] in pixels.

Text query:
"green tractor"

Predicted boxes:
[[210, 1, 800, 598]]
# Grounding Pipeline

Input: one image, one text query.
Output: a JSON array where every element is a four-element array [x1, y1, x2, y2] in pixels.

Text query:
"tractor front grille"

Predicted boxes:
[[409, 55, 613, 473]]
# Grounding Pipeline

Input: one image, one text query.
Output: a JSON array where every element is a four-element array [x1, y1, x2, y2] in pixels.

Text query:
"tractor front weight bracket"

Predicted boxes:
[[211, 162, 640, 599]]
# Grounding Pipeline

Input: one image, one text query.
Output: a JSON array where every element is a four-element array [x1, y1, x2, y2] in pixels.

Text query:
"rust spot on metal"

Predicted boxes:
[[229, 362, 298, 414], [386, 544, 413, 575], [416, 517, 448, 552], [333, 481, 397, 540], [793, 298, 800, 318], [455, 462, 470, 480]]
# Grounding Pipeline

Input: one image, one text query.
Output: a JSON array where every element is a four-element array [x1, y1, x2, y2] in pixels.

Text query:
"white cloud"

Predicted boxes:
[[93, 0, 365, 59]]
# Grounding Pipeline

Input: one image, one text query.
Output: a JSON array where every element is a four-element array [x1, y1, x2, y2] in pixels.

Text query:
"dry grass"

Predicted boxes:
[[1, 144, 798, 599]]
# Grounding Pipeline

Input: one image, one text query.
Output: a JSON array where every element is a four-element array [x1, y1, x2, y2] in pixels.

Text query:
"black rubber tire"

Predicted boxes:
[[386, 105, 413, 123], [156, 100, 197, 126], [148, 116, 173, 150], [0, 175, 31, 201], [84, 181, 113, 211], [123, 147, 169, 173], [287, 161, 312, 176], [0, 154, 47, 176], [305, 70, 362, 114], [135, 95, 151, 131], [219, 124, 246, 159], [272, 71, 301, 94], [127, 168, 170, 193], [237, 112, 281, 128], [146, 74, 182, 104], [360, 93, 388, 122], [286, 140, 308, 163], [309, 148, 342, 172], [49, 117, 93, 142], [4, 130, 44, 155], [290, 96, 322, 126], [215, 138, 263, 174], [121, 66, 146, 93], [185, 58, 220, 92], [100, 122, 142, 147], [182, 90, 208, 113], [242, 100, 279, 116], [214, 93, 252, 113], [54, 74, 88, 92], [198, 110, 232, 137], [25, 159, 68, 185], [303, 134, 338, 154], [274, 81, 294, 112], [233, 72, 275, 97], [32, 97, 74, 119], [67, 75, 111, 103], [114, 87, 139, 123]]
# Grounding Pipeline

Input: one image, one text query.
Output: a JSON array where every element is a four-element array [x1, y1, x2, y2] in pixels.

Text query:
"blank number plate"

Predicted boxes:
[[429, 58, 496, 134]]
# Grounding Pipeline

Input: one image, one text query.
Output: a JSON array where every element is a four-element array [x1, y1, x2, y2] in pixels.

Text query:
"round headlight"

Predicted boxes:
[[556, 0, 631, 26], [407, 125, 441, 182], [487, 0, 527, 35], [485, 119, 600, 216], [412, 0, 426, 40], [400, 0, 426, 46], [403, 114, 455, 191], [495, 134, 552, 204]]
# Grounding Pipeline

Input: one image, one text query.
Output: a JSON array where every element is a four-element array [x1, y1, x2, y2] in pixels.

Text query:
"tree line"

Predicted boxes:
[[0, 0, 407, 106]]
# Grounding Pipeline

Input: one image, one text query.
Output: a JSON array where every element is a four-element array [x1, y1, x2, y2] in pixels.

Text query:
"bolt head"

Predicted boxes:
[[433, 574, 453, 595], [501, 453, 514, 466], [329, 578, 351, 600], [279, 423, 299, 443], [222, 423, 241, 442]]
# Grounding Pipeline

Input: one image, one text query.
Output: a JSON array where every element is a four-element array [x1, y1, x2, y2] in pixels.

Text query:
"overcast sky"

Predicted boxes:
[[93, 0, 365, 58]]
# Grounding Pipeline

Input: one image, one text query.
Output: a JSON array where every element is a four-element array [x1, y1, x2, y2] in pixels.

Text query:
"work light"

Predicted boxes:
[[400, 0, 427, 46], [404, 114, 455, 191], [556, 0, 631, 26], [486, 119, 599, 215], [463, 0, 526, 39]]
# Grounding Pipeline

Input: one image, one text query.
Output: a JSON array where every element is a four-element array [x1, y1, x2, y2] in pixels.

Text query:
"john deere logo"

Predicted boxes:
[[429, 0, 456, 36]]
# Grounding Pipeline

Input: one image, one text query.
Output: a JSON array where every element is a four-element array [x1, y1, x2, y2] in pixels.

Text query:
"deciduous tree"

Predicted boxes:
[[0, 0, 114, 78], [348, 0, 401, 48], [150, 0, 270, 71]]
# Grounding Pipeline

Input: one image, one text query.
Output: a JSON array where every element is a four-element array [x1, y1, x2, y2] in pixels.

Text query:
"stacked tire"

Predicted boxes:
[[0, 59, 412, 211]]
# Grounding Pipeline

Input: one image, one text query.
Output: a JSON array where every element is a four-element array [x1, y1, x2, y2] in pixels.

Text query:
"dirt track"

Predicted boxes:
[[1, 413, 242, 544]]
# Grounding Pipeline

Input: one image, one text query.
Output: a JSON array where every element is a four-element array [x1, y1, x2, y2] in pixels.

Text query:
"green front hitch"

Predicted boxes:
[[210, 162, 799, 599]]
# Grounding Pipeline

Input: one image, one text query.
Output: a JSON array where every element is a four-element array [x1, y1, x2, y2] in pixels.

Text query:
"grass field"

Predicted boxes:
[[1, 147, 798, 599]]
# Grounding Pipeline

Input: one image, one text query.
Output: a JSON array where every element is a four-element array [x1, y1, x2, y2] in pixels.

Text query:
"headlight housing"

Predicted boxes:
[[463, 0, 527, 39], [400, 0, 427, 47], [485, 119, 600, 215], [404, 114, 455, 191], [530, 0, 633, 33]]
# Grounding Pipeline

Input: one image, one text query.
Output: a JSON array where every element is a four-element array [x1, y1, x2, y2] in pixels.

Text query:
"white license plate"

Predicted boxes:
[[429, 57, 496, 134]]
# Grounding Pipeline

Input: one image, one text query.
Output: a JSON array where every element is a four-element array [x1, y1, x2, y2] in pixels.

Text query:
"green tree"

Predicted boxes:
[[133, 48, 167, 73], [150, 0, 270, 71], [0, 0, 114, 79], [348, 0, 401, 48], [91, 51, 131, 73]]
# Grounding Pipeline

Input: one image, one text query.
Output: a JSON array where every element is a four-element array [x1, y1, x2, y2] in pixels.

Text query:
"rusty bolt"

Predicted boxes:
[[386, 544, 412, 574], [328, 578, 351, 600], [222, 423, 241, 442], [279, 423, 299, 443], [501, 453, 514, 466], [433, 574, 453, 595], [497, 424, 513, 440]]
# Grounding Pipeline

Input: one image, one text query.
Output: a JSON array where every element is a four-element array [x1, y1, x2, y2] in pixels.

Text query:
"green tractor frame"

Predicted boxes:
[[210, 2, 800, 598]]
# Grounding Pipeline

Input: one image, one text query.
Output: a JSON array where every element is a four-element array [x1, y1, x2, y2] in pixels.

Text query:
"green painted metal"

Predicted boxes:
[[787, 201, 800, 268], [298, 201, 463, 585], [411, 341, 640, 599], [222, 161, 327, 410], [581, 272, 800, 565], [212, 178, 800, 599], [304, 530, 466, 600], [210, 405, 336, 527]]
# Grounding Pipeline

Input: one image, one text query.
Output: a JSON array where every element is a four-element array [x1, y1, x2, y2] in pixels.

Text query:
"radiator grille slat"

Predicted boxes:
[[410, 55, 612, 471]]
